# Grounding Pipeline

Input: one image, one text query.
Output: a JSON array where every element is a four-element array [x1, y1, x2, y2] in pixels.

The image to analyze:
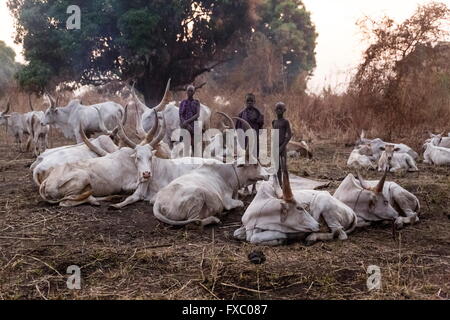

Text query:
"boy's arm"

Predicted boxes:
[[280, 121, 292, 152]]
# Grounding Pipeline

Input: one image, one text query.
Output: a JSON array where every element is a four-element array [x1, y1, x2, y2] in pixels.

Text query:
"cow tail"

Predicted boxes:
[[153, 202, 202, 226]]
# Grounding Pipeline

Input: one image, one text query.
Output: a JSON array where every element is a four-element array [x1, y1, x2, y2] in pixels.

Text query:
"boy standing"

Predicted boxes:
[[272, 102, 292, 185]]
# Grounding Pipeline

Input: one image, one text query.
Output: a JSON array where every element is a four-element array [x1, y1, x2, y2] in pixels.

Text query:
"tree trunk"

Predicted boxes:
[[136, 70, 169, 107]]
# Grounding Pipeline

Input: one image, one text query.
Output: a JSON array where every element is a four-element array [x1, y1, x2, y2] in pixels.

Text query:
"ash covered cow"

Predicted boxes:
[[334, 170, 420, 229], [377, 144, 418, 172], [233, 169, 357, 246]]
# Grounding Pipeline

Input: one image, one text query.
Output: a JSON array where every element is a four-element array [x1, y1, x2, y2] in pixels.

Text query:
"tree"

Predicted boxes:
[[8, 0, 258, 104], [258, 0, 317, 87], [0, 41, 19, 97], [209, 0, 316, 93], [350, 2, 450, 134]]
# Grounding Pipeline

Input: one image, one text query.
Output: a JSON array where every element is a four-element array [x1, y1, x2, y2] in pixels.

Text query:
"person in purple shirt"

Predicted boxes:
[[179, 85, 201, 151], [235, 93, 264, 158]]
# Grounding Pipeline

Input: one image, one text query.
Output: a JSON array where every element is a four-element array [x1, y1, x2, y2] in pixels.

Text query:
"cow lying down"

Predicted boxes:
[[347, 144, 376, 170], [233, 170, 357, 246], [378, 144, 418, 172], [39, 112, 165, 207], [153, 162, 269, 227], [334, 170, 420, 229]]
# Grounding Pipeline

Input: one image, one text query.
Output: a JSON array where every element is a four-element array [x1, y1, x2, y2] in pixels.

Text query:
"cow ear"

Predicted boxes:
[[380, 147, 385, 151], [394, 147, 401, 152], [152, 150, 157, 156], [130, 153, 136, 159]]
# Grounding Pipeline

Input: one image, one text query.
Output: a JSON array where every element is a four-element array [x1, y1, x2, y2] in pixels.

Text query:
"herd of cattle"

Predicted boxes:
[[0, 82, 449, 246]]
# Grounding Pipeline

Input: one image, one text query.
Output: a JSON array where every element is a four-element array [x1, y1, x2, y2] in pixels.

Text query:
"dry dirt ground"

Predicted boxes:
[[0, 131, 449, 300]]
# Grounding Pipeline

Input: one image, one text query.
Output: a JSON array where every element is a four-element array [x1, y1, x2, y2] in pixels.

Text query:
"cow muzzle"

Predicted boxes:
[[142, 171, 151, 180]]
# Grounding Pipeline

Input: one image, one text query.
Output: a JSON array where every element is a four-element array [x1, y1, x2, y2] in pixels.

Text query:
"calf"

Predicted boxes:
[[0, 100, 31, 151], [378, 144, 418, 172]]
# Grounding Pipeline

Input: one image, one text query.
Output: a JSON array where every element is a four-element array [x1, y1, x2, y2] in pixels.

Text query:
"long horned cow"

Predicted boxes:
[[38, 108, 167, 207], [41, 93, 125, 143], [132, 79, 211, 148], [234, 168, 357, 246], [334, 169, 420, 229], [30, 106, 129, 186]]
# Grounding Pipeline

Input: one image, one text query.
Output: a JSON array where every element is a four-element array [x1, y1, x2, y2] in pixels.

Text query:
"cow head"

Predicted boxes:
[[355, 170, 399, 222], [41, 94, 61, 126], [274, 169, 319, 232], [429, 132, 444, 146], [357, 143, 373, 156], [380, 144, 400, 162], [118, 109, 166, 182]]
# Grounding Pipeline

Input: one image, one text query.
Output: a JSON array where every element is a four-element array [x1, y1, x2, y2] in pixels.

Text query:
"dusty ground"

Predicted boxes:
[[0, 130, 449, 300]]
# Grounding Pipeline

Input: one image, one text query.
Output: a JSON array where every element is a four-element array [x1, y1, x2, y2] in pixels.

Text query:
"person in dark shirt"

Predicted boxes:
[[235, 93, 264, 159], [272, 102, 292, 185], [179, 85, 201, 152]]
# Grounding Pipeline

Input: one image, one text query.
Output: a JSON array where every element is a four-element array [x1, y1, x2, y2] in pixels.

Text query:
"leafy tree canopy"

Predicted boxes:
[[8, 0, 258, 103], [0, 40, 19, 97]]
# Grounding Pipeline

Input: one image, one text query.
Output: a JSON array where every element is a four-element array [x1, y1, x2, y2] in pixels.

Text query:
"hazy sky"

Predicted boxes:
[[1, 0, 449, 92]]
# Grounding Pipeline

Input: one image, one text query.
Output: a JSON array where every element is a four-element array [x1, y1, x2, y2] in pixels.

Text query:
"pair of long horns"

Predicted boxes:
[[357, 168, 388, 193], [131, 79, 171, 113], [118, 109, 165, 149], [45, 92, 59, 109]]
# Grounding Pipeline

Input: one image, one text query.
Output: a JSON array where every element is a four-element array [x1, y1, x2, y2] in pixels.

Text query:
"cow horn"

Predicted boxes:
[[79, 123, 108, 157], [3, 97, 11, 114], [131, 82, 148, 111], [282, 168, 294, 203], [28, 94, 34, 111], [233, 116, 259, 163], [273, 174, 283, 199], [356, 170, 372, 190], [118, 122, 137, 149], [94, 107, 112, 135], [375, 167, 388, 193], [141, 109, 159, 145], [150, 115, 166, 148], [110, 104, 129, 138], [153, 78, 171, 112], [216, 111, 235, 130]]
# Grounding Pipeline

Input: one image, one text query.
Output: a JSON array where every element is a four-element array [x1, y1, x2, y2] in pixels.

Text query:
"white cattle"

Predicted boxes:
[[378, 144, 418, 172], [152, 161, 269, 226], [0, 100, 32, 151], [133, 80, 211, 147], [423, 141, 450, 166], [347, 144, 377, 170], [356, 131, 418, 160], [334, 171, 420, 229], [31, 107, 130, 186], [25, 111, 49, 156], [39, 111, 165, 207], [41, 94, 125, 143], [427, 132, 450, 148], [234, 170, 357, 246]]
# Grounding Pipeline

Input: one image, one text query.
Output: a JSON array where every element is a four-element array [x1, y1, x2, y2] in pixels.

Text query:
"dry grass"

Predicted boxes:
[[0, 126, 449, 300]]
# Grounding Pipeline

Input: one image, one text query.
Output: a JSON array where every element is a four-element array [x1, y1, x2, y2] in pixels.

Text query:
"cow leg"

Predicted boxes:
[[233, 227, 247, 241], [60, 196, 94, 207], [356, 217, 372, 228], [111, 192, 142, 209], [223, 196, 244, 211], [250, 231, 287, 246], [200, 216, 221, 227], [26, 135, 33, 152]]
